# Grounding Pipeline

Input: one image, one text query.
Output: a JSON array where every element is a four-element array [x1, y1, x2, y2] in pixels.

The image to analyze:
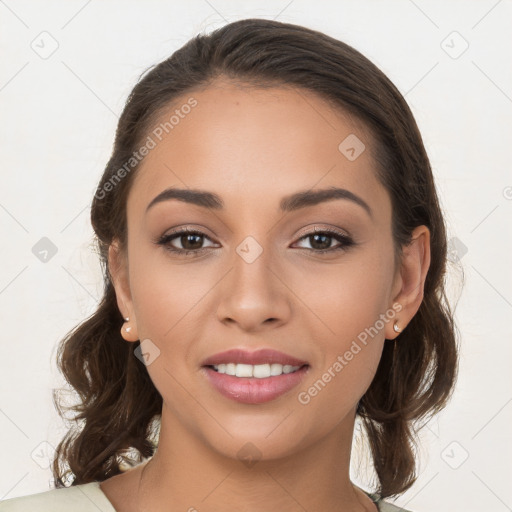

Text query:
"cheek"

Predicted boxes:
[[127, 251, 215, 412], [127, 242, 231, 385], [294, 252, 394, 409], [294, 290, 388, 435], [296, 249, 395, 343], [129, 253, 214, 343]]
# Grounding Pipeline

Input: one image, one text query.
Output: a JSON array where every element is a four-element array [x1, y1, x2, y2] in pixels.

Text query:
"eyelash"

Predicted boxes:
[[155, 226, 355, 257]]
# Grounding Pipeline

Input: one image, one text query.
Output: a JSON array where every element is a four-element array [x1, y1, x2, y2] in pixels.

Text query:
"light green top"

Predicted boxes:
[[0, 481, 412, 511]]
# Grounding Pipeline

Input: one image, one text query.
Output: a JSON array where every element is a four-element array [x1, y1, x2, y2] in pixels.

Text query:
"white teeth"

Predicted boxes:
[[235, 363, 253, 378], [252, 364, 271, 378], [212, 363, 301, 377]]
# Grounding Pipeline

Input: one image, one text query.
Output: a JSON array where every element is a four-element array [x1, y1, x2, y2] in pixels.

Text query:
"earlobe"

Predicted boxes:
[[121, 316, 139, 342], [108, 241, 139, 342], [387, 225, 431, 339]]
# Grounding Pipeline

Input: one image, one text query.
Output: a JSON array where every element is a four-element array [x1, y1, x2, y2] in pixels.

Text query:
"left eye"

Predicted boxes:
[[155, 228, 354, 256], [293, 231, 354, 252]]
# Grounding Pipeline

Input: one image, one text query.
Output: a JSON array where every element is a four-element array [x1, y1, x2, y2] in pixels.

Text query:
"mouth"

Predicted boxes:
[[204, 362, 308, 378], [200, 348, 310, 404]]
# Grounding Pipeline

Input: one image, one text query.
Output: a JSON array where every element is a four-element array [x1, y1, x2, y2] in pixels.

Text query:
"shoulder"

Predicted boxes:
[[378, 500, 413, 512], [0, 482, 116, 512], [367, 492, 413, 512]]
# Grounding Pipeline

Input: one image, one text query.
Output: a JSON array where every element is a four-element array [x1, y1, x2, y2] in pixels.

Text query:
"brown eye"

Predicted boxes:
[[178, 233, 204, 251], [294, 229, 355, 254], [156, 228, 217, 256], [308, 233, 334, 251]]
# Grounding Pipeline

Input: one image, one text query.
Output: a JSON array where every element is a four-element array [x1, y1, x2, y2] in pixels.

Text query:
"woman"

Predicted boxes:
[[0, 17, 458, 512]]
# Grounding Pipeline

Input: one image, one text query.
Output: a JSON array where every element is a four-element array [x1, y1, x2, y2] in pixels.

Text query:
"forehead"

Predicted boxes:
[[128, 80, 389, 217]]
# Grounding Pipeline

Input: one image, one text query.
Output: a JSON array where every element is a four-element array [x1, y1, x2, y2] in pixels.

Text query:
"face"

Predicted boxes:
[[111, 79, 405, 461]]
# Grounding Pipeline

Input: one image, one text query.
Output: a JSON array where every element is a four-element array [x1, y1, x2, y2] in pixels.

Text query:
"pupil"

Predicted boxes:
[[311, 234, 331, 250], [182, 234, 202, 250]]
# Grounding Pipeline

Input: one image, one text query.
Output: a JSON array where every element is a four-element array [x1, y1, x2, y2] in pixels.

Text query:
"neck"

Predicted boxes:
[[136, 403, 375, 512]]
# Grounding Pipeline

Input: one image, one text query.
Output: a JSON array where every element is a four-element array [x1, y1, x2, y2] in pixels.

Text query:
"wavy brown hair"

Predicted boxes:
[[51, 18, 459, 499]]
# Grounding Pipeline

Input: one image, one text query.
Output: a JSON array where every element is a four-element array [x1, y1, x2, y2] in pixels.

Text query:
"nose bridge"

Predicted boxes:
[[228, 210, 278, 279], [215, 231, 291, 329], [230, 232, 277, 301]]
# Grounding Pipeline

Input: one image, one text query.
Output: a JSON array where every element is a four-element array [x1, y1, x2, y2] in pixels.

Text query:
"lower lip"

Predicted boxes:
[[202, 365, 309, 404]]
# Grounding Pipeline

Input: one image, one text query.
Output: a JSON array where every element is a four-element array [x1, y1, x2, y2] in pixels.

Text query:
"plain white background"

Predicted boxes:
[[1, 1, 511, 511]]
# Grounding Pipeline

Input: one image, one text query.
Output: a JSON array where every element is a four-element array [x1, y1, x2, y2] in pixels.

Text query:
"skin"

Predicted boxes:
[[101, 78, 431, 512]]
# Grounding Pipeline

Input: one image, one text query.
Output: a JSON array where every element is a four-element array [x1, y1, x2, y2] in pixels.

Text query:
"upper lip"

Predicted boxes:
[[201, 348, 308, 367]]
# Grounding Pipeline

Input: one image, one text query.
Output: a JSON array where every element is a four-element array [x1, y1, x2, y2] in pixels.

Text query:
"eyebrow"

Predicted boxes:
[[146, 186, 372, 217]]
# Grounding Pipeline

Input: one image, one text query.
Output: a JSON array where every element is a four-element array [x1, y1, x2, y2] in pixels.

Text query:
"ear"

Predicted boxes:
[[386, 225, 431, 340], [108, 239, 139, 342]]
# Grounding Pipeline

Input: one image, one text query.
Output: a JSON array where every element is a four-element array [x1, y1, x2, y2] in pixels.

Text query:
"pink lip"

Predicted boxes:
[[201, 348, 308, 367], [202, 365, 309, 404]]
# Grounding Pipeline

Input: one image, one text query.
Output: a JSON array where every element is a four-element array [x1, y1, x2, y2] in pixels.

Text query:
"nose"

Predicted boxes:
[[215, 242, 292, 332]]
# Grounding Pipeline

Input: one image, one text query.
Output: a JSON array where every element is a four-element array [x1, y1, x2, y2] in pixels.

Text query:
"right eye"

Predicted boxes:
[[155, 228, 218, 257]]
